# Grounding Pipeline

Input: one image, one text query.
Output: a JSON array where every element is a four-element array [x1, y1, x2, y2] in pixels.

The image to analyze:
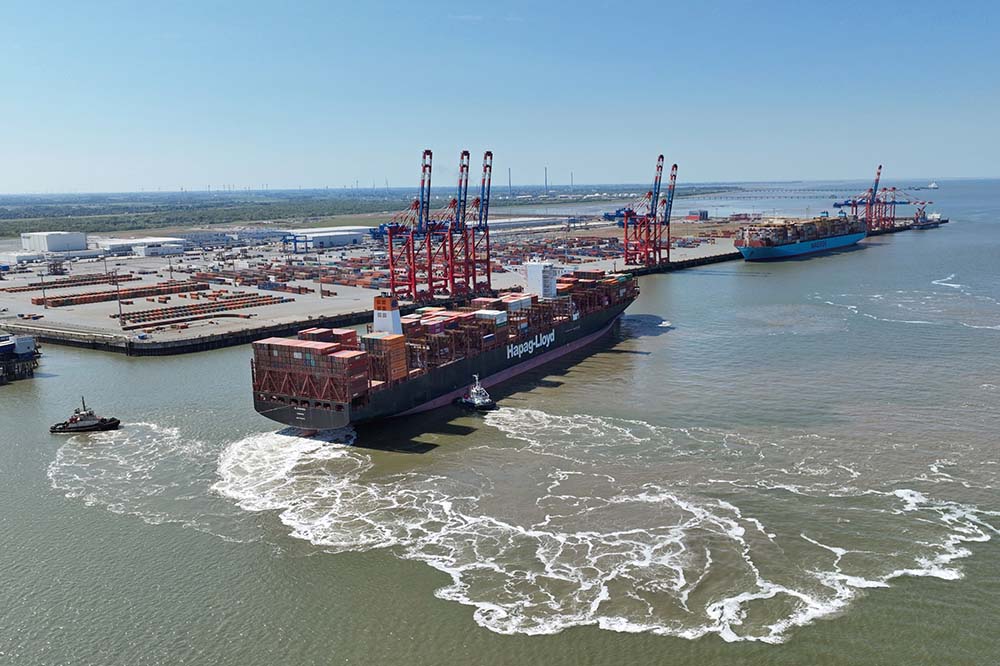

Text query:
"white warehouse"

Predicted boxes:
[[135, 243, 185, 257], [0, 251, 44, 265], [95, 236, 186, 255], [21, 231, 88, 253], [283, 226, 371, 252]]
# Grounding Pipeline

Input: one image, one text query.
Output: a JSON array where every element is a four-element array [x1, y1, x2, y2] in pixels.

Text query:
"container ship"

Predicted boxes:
[[734, 215, 867, 261], [250, 266, 638, 430], [0, 332, 40, 385], [911, 212, 947, 230]]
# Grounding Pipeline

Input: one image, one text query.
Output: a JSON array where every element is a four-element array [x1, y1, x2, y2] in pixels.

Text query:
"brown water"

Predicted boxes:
[[2, 180, 999, 664]]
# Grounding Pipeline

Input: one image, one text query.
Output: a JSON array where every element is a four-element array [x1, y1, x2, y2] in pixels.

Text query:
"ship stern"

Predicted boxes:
[[253, 395, 352, 430]]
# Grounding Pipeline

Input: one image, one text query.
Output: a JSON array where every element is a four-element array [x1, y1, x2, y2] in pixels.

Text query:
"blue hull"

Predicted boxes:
[[738, 232, 866, 262]]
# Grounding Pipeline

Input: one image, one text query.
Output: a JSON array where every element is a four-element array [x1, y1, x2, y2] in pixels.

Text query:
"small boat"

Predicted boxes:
[[50, 397, 121, 434], [455, 375, 498, 412], [912, 212, 945, 230]]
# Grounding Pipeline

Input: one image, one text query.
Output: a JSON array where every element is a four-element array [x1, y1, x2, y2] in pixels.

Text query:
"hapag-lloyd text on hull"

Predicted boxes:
[[507, 330, 556, 360]]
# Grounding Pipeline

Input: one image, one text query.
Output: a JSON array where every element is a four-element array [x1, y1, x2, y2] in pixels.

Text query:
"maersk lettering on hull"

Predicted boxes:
[[737, 232, 866, 261]]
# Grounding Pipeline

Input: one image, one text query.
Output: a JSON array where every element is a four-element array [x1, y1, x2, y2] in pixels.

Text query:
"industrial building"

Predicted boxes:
[[50, 249, 105, 260], [0, 251, 44, 265], [20, 231, 88, 253], [282, 226, 371, 253], [135, 243, 185, 257], [95, 236, 186, 255]]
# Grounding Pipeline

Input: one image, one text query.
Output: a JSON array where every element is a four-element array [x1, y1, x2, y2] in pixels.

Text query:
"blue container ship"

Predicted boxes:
[[734, 216, 867, 261]]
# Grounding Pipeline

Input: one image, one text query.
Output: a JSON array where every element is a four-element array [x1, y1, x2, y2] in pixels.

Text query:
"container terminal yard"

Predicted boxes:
[[0, 158, 944, 356], [0, 223, 732, 355]]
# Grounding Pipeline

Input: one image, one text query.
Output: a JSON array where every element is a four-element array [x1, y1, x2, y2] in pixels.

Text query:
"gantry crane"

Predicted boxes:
[[834, 165, 933, 233], [623, 155, 677, 266], [386, 149, 493, 301]]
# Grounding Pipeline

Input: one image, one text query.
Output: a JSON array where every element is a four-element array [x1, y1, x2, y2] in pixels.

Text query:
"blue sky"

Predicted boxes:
[[1, 0, 997, 192]]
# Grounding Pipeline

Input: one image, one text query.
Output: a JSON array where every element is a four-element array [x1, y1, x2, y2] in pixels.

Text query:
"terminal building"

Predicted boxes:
[[282, 226, 371, 253], [95, 236, 187, 255], [134, 242, 185, 257], [0, 251, 44, 266], [20, 231, 88, 253]]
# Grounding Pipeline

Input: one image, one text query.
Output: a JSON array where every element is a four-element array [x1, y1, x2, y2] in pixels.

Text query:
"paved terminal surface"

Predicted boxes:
[[491, 238, 736, 290], [0, 248, 382, 344], [0, 236, 736, 349]]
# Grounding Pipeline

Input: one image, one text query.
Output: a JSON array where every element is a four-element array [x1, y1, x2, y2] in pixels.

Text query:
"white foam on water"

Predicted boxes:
[[836, 463, 861, 479], [210, 408, 998, 643], [822, 297, 937, 325], [960, 322, 1000, 331], [822, 300, 856, 311], [47, 422, 253, 542], [817, 284, 1000, 331], [932, 274, 964, 289], [892, 488, 929, 510], [859, 313, 938, 325]]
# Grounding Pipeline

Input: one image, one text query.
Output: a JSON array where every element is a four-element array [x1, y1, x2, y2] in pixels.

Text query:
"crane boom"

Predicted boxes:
[[649, 155, 665, 218], [417, 149, 433, 233], [662, 163, 678, 224], [864, 164, 882, 222], [454, 150, 470, 231], [478, 151, 493, 231]]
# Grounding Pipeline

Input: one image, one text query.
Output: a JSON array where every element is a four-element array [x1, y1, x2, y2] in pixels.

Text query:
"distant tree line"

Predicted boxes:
[[0, 186, 732, 237]]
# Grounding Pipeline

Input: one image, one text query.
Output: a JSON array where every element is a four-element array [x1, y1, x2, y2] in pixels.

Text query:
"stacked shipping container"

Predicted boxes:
[[251, 271, 637, 416], [362, 331, 408, 382], [31, 281, 210, 308]]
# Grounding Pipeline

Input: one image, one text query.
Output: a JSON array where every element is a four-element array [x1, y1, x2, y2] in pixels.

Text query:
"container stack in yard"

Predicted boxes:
[[192, 258, 391, 292], [115, 292, 294, 327], [31, 281, 209, 308], [178, 228, 649, 303], [491, 236, 621, 267], [184, 233, 635, 298], [0, 273, 141, 293]]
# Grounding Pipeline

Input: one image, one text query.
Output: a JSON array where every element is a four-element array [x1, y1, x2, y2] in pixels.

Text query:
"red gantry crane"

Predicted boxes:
[[834, 165, 933, 233], [387, 149, 493, 301], [465, 150, 493, 294], [387, 149, 433, 300], [623, 155, 678, 266]]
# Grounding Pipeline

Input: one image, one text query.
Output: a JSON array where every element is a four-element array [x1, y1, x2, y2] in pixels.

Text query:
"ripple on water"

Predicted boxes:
[[209, 408, 998, 642], [816, 274, 1000, 331], [48, 422, 256, 542]]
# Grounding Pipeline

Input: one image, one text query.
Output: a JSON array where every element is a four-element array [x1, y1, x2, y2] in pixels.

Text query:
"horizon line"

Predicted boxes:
[[0, 175, 992, 198]]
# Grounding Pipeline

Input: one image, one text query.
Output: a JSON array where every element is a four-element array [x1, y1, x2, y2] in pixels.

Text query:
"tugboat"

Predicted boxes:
[[455, 375, 498, 412], [49, 397, 121, 434]]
